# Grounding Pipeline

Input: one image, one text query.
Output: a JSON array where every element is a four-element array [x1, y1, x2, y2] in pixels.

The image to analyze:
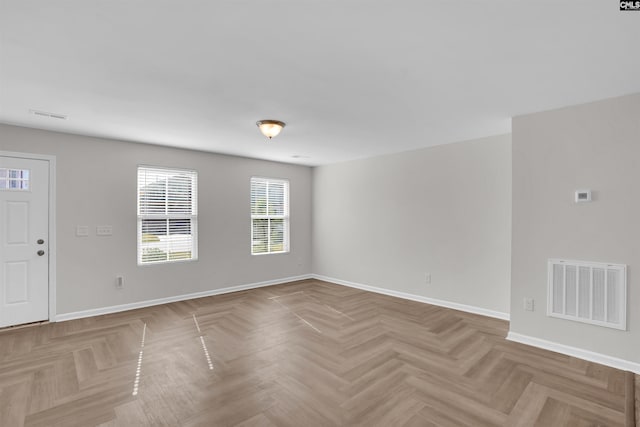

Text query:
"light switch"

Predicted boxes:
[[76, 225, 89, 237], [523, 298, 535, 312], [96, 225, 113, 236]]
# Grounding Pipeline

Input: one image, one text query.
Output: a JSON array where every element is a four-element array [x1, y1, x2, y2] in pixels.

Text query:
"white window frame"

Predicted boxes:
[[250, 177, 290, 255], [137, 166, 198, 265]]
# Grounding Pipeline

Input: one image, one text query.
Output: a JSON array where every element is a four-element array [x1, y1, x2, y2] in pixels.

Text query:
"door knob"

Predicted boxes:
[[37, 239, 45, 245], [37, 250, 45, 256]]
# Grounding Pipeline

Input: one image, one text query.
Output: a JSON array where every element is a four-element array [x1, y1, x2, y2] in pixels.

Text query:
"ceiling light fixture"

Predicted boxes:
[[256, 119, 286, 140]]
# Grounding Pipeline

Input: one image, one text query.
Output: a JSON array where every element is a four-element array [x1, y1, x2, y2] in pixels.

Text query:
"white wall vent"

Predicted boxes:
[[548, 259, 626, 330], [29, 109, 67, 120]]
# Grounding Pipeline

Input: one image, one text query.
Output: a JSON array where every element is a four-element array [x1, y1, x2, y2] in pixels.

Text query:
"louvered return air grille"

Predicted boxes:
[[547, 259, 627, 330]]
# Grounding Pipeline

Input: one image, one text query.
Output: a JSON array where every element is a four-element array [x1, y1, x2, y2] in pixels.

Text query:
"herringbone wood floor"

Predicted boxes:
[[0, 280, 635, 426]]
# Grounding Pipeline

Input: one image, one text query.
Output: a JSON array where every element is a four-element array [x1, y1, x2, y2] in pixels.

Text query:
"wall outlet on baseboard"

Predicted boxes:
[[523, 297, 534, 311], [424, 273, 431, 284], [116, 276, 124, 289]]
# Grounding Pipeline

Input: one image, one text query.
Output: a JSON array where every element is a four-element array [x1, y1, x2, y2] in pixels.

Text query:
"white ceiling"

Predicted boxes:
[[1, 1, 639, 166]]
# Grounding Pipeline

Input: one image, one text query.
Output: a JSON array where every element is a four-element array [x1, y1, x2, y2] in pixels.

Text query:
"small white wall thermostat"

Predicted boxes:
[[575, 189, 592, 203]]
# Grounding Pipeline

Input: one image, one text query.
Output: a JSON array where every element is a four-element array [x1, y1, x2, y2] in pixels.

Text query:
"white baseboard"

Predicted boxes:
[[55, 272, 639, 374], [55, 274, 313, 322], [506, 331, 640, 374], [311, 274, 510, 321]]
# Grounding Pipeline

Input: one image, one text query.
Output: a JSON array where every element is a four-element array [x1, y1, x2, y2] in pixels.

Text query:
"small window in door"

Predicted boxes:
[[0, 169, 30, 191]]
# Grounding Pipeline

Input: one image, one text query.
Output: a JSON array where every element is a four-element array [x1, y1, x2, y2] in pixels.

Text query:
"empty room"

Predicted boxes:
[[1, 1, 639, 426]]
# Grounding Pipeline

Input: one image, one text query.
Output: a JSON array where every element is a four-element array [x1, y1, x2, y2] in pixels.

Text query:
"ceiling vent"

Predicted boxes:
[[29, 109, 67, 120]]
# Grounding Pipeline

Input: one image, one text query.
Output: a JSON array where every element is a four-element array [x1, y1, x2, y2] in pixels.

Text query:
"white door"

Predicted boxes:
[[0, 156, 49, 327]]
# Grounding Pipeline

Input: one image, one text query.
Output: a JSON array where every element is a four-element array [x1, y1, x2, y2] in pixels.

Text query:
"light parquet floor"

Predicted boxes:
[[0, 279, 635, 426]]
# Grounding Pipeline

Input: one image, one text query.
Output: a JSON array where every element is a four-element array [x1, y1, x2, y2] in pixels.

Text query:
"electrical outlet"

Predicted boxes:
[[76, 225, 89, 237], [523, 298, 534, 312], [116, 276, 124, 289], [425, 273, 431, 284]]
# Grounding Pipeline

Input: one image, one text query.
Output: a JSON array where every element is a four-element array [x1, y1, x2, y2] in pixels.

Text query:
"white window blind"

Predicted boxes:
[[137, 166, 197, 264], [251, 177, 289, 255]]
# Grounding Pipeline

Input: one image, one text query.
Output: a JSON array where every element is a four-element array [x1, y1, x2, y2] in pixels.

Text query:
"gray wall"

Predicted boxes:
[[312, 135, 512, 314], [0, 124, 312, 315], [511, 93, 640, 363], [9, 90, 637, 367]]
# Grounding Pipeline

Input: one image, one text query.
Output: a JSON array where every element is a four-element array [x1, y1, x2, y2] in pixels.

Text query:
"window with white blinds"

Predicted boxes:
[[137, 166, 198, 264], [251, 177, 289, 255]]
